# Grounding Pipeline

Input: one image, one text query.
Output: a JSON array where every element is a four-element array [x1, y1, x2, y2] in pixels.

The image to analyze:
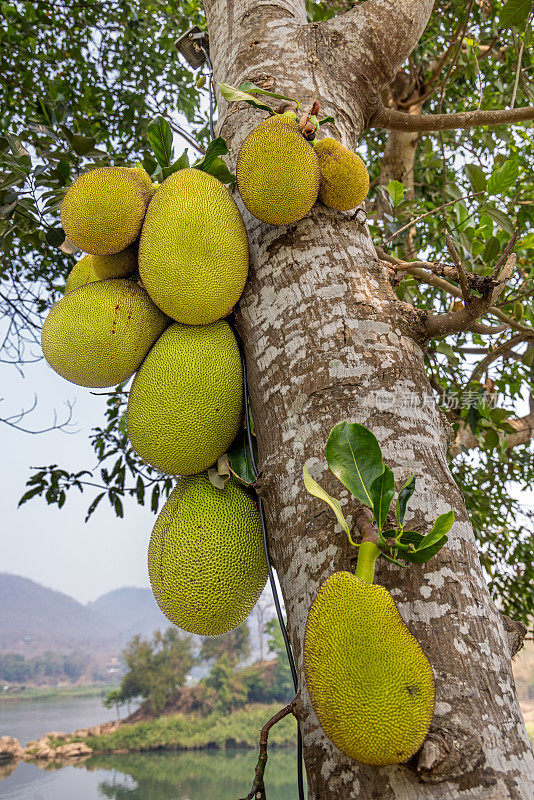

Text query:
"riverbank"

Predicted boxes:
[[1, 704, 297, 765], [0, 684, 112, 703]]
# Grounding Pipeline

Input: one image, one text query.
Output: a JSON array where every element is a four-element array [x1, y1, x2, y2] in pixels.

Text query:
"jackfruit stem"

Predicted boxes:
[[355, 541, 381, 583]]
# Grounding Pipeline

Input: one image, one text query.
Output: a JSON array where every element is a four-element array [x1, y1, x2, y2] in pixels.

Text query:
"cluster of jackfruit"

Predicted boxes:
[[41, 163, 266, 638], [236, 110, 369, 225]]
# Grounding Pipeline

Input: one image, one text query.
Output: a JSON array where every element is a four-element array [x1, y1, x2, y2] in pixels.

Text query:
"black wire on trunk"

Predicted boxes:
[[200, 52, 305, 797]]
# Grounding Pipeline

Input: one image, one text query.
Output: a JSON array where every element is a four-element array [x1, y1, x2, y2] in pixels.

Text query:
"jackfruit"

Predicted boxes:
[[126, 320, 243, 475], [304, 571, 434, 766], [139, 168, 249, 325], [148, 473, 267, 636], [60, 167, 150, 255], [236, 116, 320, 225], [123, 166, 155, 200], [92, 242, 138, 279], [41, 279, 169, 388], [313, 138, 369, 211], [65, 254, 98, 294]]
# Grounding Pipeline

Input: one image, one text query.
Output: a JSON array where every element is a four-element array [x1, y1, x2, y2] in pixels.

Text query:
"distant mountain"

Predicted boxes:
[[88, 587, 168, 640], [0, 573, 118, 655]]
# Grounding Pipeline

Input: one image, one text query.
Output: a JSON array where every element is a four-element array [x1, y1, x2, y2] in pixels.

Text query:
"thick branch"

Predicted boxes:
[[371, 104, 534, 132], [327, 0, 435, 87], [450, 410, 534, 456]]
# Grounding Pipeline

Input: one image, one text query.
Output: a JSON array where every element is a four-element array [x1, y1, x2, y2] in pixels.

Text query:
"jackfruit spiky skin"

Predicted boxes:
[[138, 168, 249, 325], [126, 320, 243, 475], [123, 166, 155, 201], [304, 571, 435, 766], [41, 279, 169, 388], [92, 241, 138, 279], [60, 167, 149, 256], [313, 138, 369, 211], [148, 474, 267, 636], [236, 117, 320, 226], [65, 254, 98, 295]]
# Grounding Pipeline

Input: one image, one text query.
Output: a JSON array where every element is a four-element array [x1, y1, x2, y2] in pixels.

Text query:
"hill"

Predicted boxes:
[[0, 573, 118, 656], [88, 587, 168, 641]]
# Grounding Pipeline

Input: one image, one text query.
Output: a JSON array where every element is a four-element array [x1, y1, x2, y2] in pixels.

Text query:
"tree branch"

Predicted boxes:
[[450, 410, 534, 456], [239, 702, 296, 800], [370, 103, 534, 132]]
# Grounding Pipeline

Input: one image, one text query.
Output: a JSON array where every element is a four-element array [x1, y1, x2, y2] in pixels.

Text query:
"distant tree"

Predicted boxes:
[[264, 620, 294, 704], [62, 650, 86, 681], [205, 653, 246, 713], [108, 628, 196, 714], [199, 622, 250, 666], [0, 653, 31, 683]]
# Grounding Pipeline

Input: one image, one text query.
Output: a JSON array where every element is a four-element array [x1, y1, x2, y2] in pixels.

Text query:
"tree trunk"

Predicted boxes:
[[203, 1, 534, 797]]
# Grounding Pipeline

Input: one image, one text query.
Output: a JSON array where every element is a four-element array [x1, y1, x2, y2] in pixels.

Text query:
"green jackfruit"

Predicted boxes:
[[41, 279, 169, 388], [65, 254, 98, 294], [126, 320, 243, 476], [139, 168, 249, 325], [92, 241, 138, 279], [304, 571, 434, 766], [148, 474, 267, 636], [313, 138, 369, 211], [60, 167, 150, 255], [236, 116, 320, 225]]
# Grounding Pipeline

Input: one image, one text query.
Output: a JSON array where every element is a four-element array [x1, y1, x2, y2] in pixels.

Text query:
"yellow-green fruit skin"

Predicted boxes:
[[92, 242, 138, 279], [41, 279, 169, 388], [304, 572, 435, 766], [126, 320, 243, 476], [313, 138, 369, 211], [65, 254, 98, 294], [60, 167, 149, 255], [139, 169, 249, 325], [236, 118, 320, 226], [148, 474, 267, 636]]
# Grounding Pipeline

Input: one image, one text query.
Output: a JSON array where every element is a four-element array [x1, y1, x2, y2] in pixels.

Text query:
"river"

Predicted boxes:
[[0, 697, 302, 799]]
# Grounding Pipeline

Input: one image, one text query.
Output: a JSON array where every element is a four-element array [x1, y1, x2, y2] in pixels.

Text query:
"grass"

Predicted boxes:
[[0, 684, 113, 702], [86, 704, 298, 753]]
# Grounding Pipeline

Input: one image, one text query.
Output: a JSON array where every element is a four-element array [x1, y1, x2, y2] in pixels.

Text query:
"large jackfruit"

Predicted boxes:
[[65, 254, 98, 294], [148, 474, 267, 636], [304, 571, 434, 766], [313, 138, 369, 211], [126, 320, 243, 476], [236, 116, 320, 225], [41, 279, 169, 388], [139, 169, 249, 325], [92, 242, 138, 279], [60, 167, 150, 255]]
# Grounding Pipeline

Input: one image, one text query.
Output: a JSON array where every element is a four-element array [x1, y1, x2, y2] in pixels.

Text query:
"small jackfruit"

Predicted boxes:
[[304, 571, 434, 766], [65, 254, 99, 294], [60, 167, 149, 255], [123, 166, 155, 201], [41, 279, 169, 388], [139, 169, 249, 325], [148, 474, 267, 636], [126, 320, 243, 475], [236, 116, 320, 225], [313, 138, 369, 211], [92, 242, 138, 279]]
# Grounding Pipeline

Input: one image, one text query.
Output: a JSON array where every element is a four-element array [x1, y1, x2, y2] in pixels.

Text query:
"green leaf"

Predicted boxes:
[[500, 0, 531, 28], [227, 428, 257, 486], [398, 530, 424, 549], [369, 465, 395, 532], [161, 149, 189, 179], [404, 536, 448, 564], [483, 235, 501, 262], [204, 156, 236, 184], [303, 465, 353, 542], [487, 159, 518, 196], [45, 227, 65, 247], [194, 137, 229, 173], [387, 180, 405, 206], [325, 422, 384, 507], [318, 116, 335, 126], [465, 164, 487, 193], [147, 116, 174, 167], [237, 81, 299, 109], [484, 428, 499, 449], [484, 206, 515, 235], [419, 510, 455, 551], [217, 82, 276, 114], [397, 474, 416, 527]]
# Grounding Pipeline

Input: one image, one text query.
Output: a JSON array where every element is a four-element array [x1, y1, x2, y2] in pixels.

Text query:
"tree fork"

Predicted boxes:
[[203, 0, 534, 797]]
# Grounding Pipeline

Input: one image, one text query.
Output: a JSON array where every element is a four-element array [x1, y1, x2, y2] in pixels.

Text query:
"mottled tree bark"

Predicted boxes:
[[202, 1, 534, 797]]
